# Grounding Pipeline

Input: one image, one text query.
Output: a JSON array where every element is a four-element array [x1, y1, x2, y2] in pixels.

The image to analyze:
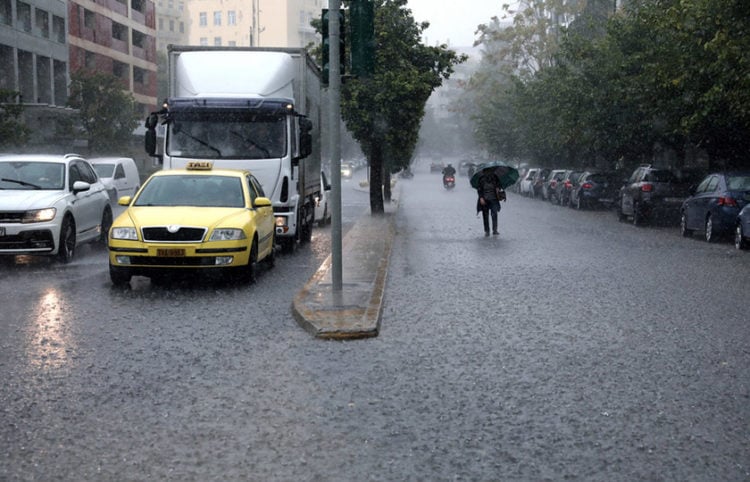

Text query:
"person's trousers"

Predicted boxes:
[[481, 199, 500, 233]]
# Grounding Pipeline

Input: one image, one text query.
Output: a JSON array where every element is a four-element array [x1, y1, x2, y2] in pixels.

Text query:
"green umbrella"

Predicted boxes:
[[469, 161, 520, 189]]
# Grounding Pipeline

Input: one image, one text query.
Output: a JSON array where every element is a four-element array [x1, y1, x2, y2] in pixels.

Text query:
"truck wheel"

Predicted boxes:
[[300, 207, 313, 243], [279, 236, 296, 254]]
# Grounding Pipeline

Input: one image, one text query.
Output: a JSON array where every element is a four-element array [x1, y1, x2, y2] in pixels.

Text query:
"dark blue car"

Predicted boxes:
[[736, 204, 750, 250], [680, 171, 750, 242], [570, 171, 620, 209]]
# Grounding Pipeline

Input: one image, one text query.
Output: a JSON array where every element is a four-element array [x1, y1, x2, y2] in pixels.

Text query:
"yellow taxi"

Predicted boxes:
[[108, 161, 275, 286]]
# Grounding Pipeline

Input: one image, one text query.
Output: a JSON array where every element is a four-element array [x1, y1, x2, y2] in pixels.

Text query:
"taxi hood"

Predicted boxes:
[[125, 206, 246, 229]]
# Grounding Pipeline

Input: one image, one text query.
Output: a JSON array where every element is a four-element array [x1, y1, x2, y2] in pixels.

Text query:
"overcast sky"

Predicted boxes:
[[406, 0, 509, 47]]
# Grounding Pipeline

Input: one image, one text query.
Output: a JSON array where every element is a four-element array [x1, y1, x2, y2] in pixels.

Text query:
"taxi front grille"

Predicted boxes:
[[142, 226, 206, 242], [128, 256, 219, 266]]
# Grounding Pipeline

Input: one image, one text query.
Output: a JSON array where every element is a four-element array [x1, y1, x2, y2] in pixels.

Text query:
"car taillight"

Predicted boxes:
[[564, 181, 572, 188], [640, 183, 654, 192], [582, 182, 593, 189], [718, 196, 738, 207], [550, 181, 557, 188]]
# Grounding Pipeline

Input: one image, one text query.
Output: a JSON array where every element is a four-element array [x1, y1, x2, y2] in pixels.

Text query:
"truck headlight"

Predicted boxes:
[[111, 227, 138, 240], [209, 228, 245, 241], [23, 208, 56, 223]]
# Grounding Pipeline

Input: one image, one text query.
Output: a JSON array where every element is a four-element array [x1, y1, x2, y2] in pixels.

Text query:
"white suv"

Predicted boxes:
[[0, 153, 112, 262]]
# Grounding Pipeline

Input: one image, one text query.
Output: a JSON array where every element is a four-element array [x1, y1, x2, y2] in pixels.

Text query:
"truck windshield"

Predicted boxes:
[[167, 115, 287, 160]]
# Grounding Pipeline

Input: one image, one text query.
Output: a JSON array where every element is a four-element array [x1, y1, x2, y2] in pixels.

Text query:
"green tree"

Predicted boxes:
[[0, 89, 30, 149], [340, 0, 465, 213], [67, 70, 139, 154]]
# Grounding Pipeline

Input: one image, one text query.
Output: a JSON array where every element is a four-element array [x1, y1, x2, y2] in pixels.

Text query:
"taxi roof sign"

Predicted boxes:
[[186, 161, 213, 170]]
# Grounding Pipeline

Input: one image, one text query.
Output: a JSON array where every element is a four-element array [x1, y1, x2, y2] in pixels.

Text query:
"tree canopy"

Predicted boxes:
[[339, 0, 466, 213], [67, 71, 139, 154], [0, 89, 29, 149], [469, 0, 750, 171]]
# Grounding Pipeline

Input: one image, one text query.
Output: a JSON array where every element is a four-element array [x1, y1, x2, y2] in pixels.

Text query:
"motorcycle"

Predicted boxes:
[[443, 174, 455, 190]]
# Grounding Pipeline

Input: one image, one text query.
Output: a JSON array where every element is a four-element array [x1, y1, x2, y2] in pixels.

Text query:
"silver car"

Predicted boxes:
[[0, 153, 113, 262]]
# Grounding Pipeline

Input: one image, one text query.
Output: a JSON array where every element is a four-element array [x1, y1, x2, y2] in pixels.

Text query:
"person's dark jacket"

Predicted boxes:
[[475, 173, 506, 213]]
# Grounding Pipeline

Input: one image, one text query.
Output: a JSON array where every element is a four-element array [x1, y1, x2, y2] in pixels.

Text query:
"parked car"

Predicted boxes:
[[458, 160, 477, 176], [569, 171, 620, 209], [618, 165, 691, 225], [531, 168, 551, 199], [679, 171, 750, 242], [519, 168, 540, 197], [735, 204, 750, 250], [341, 162, 354, 179], [0, 153, 112, 262], [108, 161, 275, 286], [315, 171, 332, 227], [430, 161, 445, 173], [558, 170, 585, 206], [90, 157, 141, 203], [544, 169, 567, 202]]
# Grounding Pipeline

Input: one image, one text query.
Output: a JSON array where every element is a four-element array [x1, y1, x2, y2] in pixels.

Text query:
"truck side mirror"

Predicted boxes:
[[144, 114, 158, 156], [298, 118, 313, 159]]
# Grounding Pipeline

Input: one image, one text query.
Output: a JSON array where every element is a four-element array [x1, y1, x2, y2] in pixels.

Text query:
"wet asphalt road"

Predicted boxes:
[[2, 164, 749, 481]]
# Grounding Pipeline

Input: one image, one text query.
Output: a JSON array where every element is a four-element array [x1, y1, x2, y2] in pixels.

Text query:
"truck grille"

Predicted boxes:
[[142, 226, 206, 242]]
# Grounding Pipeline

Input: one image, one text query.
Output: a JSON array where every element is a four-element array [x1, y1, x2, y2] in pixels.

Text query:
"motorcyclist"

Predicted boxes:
[[442, 163, 456, 188]]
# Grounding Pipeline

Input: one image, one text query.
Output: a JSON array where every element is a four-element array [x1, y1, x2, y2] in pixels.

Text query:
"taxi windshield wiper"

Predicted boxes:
[[1, 177, 42, 189]]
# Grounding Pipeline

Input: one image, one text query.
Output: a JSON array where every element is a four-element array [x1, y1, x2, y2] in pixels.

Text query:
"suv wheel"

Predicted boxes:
[[632, 202, 643, 226], [680, 213, 692, 237], [736, 224, 748, 250], [705, 215, 717, 243], [57, 215, 76, 263]]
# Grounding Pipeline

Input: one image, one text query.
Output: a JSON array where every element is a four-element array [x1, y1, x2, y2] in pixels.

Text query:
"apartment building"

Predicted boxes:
[[154, 0, 187, 53], [0, 0, 69, 106], [186, 0, 321, 48], [68, 0, 157, 115]]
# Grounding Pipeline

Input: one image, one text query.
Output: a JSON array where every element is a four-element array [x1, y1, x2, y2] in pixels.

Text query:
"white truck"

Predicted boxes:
[[144, 46, 323, 253]]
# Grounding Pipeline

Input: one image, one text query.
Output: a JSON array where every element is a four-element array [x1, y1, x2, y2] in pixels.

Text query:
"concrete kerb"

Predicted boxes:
[[292, 182, 399, 339]]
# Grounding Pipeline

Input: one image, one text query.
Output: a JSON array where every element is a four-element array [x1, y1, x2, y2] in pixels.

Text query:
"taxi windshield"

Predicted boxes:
[[135, 175, 245, 207], [166, 114, 287, 160]]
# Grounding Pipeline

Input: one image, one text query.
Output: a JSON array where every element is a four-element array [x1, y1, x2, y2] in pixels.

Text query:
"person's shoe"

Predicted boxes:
[[485, 231, 490, 237], [492, 231, 499, 235]]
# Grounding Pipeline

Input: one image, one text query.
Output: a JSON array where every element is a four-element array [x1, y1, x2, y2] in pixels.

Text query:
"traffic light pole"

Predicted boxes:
[[329, 0, 343, 292]]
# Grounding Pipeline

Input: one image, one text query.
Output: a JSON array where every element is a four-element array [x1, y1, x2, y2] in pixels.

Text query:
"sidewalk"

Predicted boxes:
[[292, 186, 398, 340]]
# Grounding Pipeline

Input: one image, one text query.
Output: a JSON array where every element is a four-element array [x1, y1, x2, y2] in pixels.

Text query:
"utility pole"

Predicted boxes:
[[329, 0, 343, 292]]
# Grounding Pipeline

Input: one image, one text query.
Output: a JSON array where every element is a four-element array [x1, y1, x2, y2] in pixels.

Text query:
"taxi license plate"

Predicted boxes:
[[157, 248, 185, 257]]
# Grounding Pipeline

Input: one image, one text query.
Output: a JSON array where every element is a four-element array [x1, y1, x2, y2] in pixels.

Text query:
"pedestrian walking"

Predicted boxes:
[[475, 167, 506, 236]]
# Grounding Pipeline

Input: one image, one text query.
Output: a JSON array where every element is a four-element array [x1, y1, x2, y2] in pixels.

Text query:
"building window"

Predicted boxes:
[[179, 22, 184, 33], [35, 9, 49, 38], [158, 18, 163, 29], [199, 37, 207, 46], [228, 41, 236, 46], [52, 15, 65, 43], [131, 0, 145, 14], [85, 50, 96, 69], [133, 66, 145, 84], [113, 60, 128, 80], [169, 19, 174, 32], [132, 29, 145, 49], [213, 36, 221, 46], [112, 21, 127, 41], [83, 8, 95, 29], [17, 2, 31, 32], [227, 11, 236, 26], [199, 12, 206, 27], [213, 11, 220, 26], [0, 0, 11, 26]]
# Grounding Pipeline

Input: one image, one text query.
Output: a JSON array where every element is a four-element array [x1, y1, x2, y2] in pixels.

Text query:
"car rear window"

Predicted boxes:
[[727, 176, 750, 191], [645, 170, 676, 182]]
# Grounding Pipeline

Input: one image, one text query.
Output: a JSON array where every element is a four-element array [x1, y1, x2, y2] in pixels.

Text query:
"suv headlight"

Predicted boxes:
[[209, 228, 245, 241], [23, 208, 56, 223], [110, 227, 138, 240]]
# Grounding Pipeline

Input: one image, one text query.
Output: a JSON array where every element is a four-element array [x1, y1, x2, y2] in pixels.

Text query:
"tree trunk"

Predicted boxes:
[[369, 140, 385, 214]]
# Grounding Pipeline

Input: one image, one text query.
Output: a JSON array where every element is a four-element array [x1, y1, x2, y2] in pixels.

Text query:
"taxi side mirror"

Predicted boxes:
[[254, 197, 272, 208]]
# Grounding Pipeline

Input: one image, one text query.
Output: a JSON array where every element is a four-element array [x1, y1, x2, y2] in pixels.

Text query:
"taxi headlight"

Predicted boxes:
[[111, 227, 138, 240], [23, 208, 56, 223], [209, 228, 245, 241]]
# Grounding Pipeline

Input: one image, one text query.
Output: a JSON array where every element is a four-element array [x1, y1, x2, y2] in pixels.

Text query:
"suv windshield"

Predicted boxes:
[[0, 161, 65, 190]]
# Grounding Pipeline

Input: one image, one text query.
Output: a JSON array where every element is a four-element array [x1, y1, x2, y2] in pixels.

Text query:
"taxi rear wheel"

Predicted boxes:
[[264, 234, 276, 268]]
